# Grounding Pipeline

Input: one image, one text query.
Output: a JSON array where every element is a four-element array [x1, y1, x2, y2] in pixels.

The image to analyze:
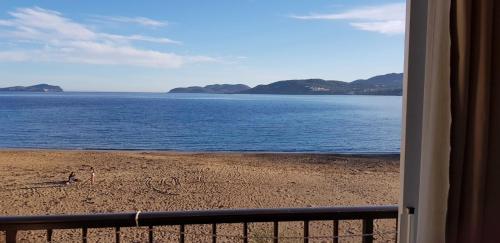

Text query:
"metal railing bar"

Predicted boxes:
[[0, 206, 398, 243], [0, 206, 398, 231]]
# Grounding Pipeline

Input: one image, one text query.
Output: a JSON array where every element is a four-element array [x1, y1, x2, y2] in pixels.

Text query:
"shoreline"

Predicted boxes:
[[0, 148, 400, 157]]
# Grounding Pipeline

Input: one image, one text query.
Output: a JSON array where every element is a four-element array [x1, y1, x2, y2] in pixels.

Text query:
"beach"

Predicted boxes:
[[0, 150, 399, 242]]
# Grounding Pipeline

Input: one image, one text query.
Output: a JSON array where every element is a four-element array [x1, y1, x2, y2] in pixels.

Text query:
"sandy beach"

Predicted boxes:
[[0, 150, 399, 242]]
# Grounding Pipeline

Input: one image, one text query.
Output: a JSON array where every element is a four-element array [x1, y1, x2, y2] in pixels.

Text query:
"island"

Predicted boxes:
[[0, 84, 63, 92], [168, 73, 403, 95]]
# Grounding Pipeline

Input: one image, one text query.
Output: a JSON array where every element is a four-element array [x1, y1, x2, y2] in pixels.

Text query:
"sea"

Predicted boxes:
[[0, 92, 402, 153]]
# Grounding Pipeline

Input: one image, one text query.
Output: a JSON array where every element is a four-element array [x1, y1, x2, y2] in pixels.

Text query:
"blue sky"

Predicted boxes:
[[0, 1, 406, 92]]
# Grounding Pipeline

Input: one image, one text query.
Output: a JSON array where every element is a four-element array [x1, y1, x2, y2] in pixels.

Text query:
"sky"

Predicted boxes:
[[0, 1, 406, 92]]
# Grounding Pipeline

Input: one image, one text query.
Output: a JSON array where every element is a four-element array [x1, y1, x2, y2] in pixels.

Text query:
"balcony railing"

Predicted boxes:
[[0, 205, 398, 243]]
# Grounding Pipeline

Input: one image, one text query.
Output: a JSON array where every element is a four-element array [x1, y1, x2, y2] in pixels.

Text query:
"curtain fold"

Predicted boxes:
[[447, 0, 500, 242]]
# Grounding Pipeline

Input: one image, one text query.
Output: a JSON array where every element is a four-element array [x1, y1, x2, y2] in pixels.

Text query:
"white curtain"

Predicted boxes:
[[414, 0, 451, 242]]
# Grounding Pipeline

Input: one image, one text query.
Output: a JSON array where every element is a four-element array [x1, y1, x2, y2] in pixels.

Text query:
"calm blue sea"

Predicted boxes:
[[0, 92, 402, 153]]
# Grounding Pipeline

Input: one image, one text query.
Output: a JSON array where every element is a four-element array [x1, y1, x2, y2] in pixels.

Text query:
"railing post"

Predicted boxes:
[[47, 229, 53, 242], [148, 226, 154, 243], [333, 220, 339, 243], [243, 222, 248, 243], [304, 220, 309, 243], [82, 228, 88, 243], [273, 221, 279, 243], [211, 223, 217, 243], [395, 215, 399, 242], [179, 224, 185, 243], [362, 219, 374, 243], [115, 227, 120, 243], [6, 230, 17, 243]]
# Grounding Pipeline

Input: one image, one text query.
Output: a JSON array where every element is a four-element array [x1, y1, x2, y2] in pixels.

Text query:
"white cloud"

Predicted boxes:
[[92, 16, 168, 27], [0, 7, 214, 68], [291, 3, 406, 34], [99, 33, 181, 45], [350, 20, 404, 34]]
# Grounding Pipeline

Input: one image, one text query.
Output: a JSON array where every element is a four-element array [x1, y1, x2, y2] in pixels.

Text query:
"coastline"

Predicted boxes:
[[0, 147, 401, 157]]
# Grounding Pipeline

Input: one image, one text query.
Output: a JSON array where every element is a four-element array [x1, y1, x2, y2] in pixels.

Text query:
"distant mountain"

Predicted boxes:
[[168, 73, 403, 95], [169, 84, 251, 94], [241, 79, 349, 95], [349, 73, 403, 95], [241, 73, 403, 95], [0, 84, 63, 92]]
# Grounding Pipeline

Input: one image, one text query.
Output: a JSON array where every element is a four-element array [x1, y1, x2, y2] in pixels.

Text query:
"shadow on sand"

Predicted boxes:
[[21, 180, 68, 189]]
